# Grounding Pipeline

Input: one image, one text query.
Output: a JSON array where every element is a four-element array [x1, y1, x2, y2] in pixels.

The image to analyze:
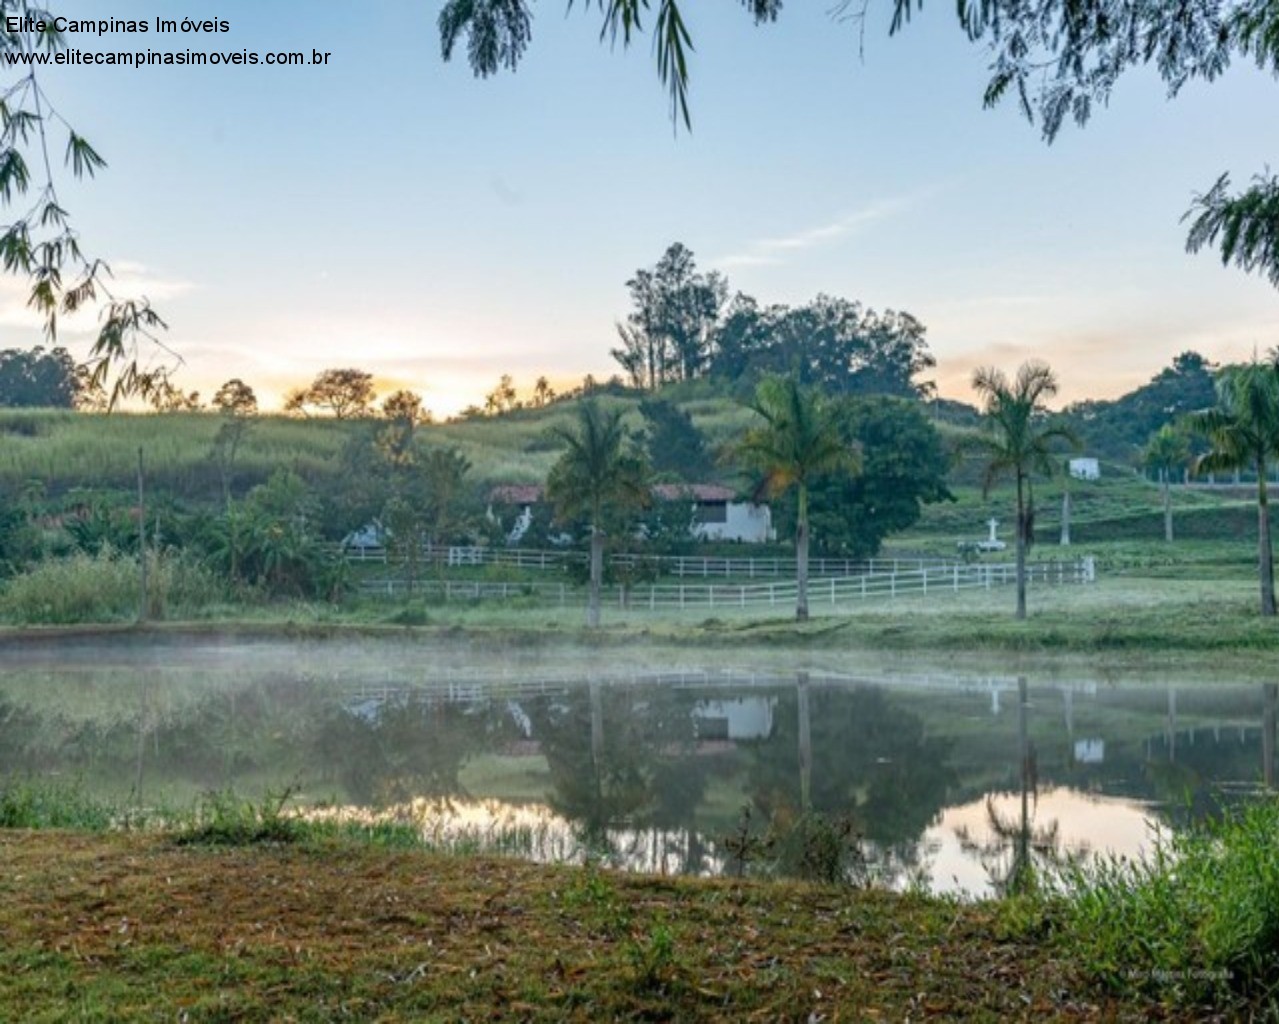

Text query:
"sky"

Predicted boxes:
[[7, 0, 1276, 416]]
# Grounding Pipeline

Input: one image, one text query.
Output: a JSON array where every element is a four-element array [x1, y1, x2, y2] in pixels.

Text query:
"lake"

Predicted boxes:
[[1, 633, 1273, 897]]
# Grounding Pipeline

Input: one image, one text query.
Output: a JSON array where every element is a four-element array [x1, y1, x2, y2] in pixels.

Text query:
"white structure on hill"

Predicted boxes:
[[1069, 458, 1100, 481], [487, 483, 775, 545]]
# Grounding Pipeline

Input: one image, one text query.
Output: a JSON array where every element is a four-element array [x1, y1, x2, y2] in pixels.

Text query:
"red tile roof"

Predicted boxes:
[[489, 483, 742, 505]]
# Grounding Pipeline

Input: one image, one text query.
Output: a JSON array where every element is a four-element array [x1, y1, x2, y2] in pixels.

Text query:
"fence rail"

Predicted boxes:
[[342, 543, 965, 579], [357, 557, 1096, 610]]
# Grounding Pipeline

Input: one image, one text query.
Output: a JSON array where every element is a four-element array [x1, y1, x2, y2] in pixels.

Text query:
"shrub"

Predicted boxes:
[[1056, 798, 1279, 1009], [0, 547, 227, 623]]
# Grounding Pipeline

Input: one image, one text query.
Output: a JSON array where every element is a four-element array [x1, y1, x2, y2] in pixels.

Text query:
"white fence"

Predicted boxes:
[[343, 543, 959, 579], [357, 557, 1096, 611]]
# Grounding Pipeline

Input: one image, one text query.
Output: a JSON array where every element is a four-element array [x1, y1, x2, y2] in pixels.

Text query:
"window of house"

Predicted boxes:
[[698, 501, 728, 524]]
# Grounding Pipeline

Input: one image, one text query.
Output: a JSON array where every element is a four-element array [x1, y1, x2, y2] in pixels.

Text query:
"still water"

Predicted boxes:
[[2, 634, 1273, 897]]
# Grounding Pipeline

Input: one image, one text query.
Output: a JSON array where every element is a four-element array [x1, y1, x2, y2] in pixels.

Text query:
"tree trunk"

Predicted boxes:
[[1059, 488, 1070, 546], [1015, 472, 1027, 620], [1257, 455, 1275, 616], [1162, 470, 1174, 543], [588, 528, 604, 628], [795, 486, 810, 622]]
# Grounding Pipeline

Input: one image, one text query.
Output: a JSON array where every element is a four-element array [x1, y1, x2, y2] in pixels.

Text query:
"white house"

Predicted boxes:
[[651, 484, 775, 543], [341, 519, 388, 551], [1069, 457, 1100, 481], [486, 483, 775, 545]]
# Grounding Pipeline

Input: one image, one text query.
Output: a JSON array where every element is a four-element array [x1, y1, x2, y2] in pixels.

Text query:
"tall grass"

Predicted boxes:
[[0, 779, 123, 829], [1052, 798, 1279, 1009], [0, 547, 227, 624]]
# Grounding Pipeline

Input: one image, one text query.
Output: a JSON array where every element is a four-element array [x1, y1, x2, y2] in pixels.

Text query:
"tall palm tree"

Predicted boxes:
[[1144, 424, 1190, 543], [971, 362, 1078, 620], [737, 375, 859, 622], [1188, 359, 1279, 616], [546, 399, 649, 628]]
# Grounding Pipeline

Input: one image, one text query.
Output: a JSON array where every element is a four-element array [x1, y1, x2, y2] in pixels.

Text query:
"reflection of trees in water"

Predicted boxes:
[[525, 682, 712, 871], [958, 678, 1065, 896], [0, 698, 57, 775], [736, 679, 955, 885], [6, 661, 1279, 885], [957, 795, 1064, 898], [316, 695, 514, 806]]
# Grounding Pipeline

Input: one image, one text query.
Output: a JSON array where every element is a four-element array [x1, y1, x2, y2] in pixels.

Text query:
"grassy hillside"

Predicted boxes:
[[0, 390, 757, 504], [1, 396, 1274, 557]]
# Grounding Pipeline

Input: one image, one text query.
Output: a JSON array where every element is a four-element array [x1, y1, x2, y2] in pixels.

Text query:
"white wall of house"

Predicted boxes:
[[692, 501, 774, 543], [1069, 458, 1100, 480]]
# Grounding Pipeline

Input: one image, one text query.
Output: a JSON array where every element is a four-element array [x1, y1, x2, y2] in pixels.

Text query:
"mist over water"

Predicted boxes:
[[1, 634, 1273, 897]]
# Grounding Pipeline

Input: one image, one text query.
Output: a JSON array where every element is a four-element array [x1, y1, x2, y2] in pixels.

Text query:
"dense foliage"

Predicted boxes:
[[613, 243, 936, 400], [0, 347, 82, 408], [804, 397, 954, 558]]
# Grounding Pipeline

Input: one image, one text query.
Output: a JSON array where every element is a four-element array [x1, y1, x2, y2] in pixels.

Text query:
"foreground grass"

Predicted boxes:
[[0, 829, 1163, 1022]]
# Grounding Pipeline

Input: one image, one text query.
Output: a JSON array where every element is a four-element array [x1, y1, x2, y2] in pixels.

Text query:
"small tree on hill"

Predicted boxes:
[[210, 378, 259, 507], [285, 369, 376, 419], [1144, 424, 1190, 543]]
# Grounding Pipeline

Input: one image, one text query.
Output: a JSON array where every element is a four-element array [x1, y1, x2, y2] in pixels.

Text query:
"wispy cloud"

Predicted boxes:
[[0, 261, 195, 338], [104, 261, 197, 302], [714, 195, 920, 270]]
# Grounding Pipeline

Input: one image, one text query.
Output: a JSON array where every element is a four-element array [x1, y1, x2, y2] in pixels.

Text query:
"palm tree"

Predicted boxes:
[[1188, 359, 1279, 616], [1144, 424, 1190, 543], [971, 362, 1078, 620], [737, 375, 859, 622], [546, 400, 649, 628]]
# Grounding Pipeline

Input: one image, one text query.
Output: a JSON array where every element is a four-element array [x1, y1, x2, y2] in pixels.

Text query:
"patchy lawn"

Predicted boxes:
[[0, 831, 1177, 1022]]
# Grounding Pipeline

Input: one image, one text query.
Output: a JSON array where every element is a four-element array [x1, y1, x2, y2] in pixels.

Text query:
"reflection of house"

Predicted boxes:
[[691, 697, 776, 740], [486, 483, 774, 544]]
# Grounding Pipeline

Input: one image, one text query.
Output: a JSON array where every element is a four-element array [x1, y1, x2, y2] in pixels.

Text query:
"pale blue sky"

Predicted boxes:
[[11, 0, 1276, 414]]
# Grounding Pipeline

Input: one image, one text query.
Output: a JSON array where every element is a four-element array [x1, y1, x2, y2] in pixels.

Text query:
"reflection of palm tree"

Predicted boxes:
[[967, 677, 1064, 896], [797, 672, 812, 812], [1264, 683, 1276, 789], [741, 682, 953, 886], [533, 686, 647, 859], [976, 796, 1061, 898]]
